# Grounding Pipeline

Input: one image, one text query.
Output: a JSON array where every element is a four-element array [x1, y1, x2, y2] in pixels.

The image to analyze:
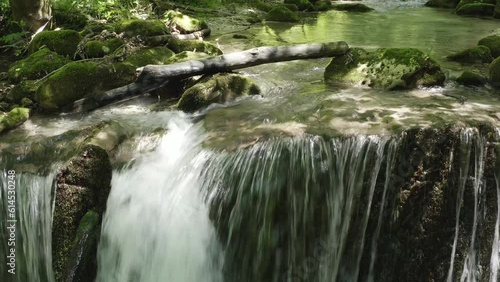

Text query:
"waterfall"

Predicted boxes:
[[0, 166, 56, 282], [96, 117, 223, 282], [490, 128, 500, 282]]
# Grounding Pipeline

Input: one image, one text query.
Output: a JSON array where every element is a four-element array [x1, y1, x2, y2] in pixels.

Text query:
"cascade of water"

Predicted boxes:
[[0, 166, 56, 282], [489, 128, 500, 282], [96, 116, 222, 282], [446, 129, 474, 282], [461, 131, 487, 282]]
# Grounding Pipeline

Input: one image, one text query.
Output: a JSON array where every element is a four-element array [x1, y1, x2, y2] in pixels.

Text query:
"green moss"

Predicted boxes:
[[10, 80, 42, 101], [53, 8, 88, 30], [325, 48, 445, 89], [266, 7, 300, 22], [115, 20, 168, 38], [284, 0, 315, 11], [446, 45, 493, 63], [456, 70, 487, 86], [20, 98, 35, 108], [331, 3, 374, 12], [35, 62, 136, 111], [456, 0, 496, 10], [163, 10, 208, 34], [314, 0, 333, 11], [456, 3, 495, 16], [489, 56, 500, 88], [282, 4, 299, 11], [84, 38, 124, 58], [164, 51, 211, 63], [0, 107, 30, 133], [177, 73, 261, 112], [253, 0, 275, 12], [8, 49, 70, 83], [29, 30, 83, 57], [125, 47, 175, 67], [167, 38, 222, 56], [478, 35, 500, 57]]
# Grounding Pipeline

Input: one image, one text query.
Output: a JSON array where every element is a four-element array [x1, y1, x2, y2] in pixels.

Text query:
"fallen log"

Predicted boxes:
[[65, 41, 349, 113]]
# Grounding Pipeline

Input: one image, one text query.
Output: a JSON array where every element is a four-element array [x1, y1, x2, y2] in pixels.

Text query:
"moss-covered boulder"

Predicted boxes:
[[167, 38, 222, 56], [115, 19, 168, 38], [164, 51, 211, 64], [253, 0, 275, 12], [478, 35, 500, 58], [456, 3, 495, 16], [266, 6, 300, 22], [84, 38, 124, 58], [331, 3, 374, 12], [7, 49, 70, 83], [177, 73, 261, 112], [125, 47, 175, 67], [324, 48, 446, 90], [456, 70, 488, 86], [35, 62, 136, 111], [425, 0, 460, 8], [52, 144, 111, 282], [456, 0, 496, 10], [314, 0, 333, 11], [284, 0, 315, 11], [10, 80, 41, 101], [489, 56, 500, 88], [0, 107, 30, 134], [163, 10, 208, 34], [29, 30, 83, 57], [446, 45, 494, 63]]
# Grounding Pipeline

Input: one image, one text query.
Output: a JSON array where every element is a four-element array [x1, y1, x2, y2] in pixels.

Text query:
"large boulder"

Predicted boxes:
[[0, 107, 30, 134], [125, 47, 175, 66], [324, 48, 445, 90], [425, 0, 460, 8], [456, 0, 496, 10], [331, 3, 374, 12], [455, 3, 496, 16], [456, 70, 488, 86], [489, 56, 500, 87], [115, 19, 169, 38], [8, 49, 71, 82], [446, 45, 494, 63], [163, 10, 208, 34], [84, 38, 124, 58], [52, 144, 112, 282], [478, 35, 500, 58], [177, 73, 261, 112], [167, 38, 222, 56], [29, 30, 83, 57], [284, 0, 315, 11], [266, 6, 300, 22]]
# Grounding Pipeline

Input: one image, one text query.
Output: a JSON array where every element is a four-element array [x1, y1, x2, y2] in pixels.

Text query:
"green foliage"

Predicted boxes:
[[52, 0, 146, 21]]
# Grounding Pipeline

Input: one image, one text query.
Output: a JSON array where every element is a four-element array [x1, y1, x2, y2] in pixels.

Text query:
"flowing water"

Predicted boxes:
[[2, 2, 500, 282]]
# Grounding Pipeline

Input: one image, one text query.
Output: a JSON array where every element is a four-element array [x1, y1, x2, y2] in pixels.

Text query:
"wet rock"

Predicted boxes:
[[84, 38, 124, 58], [167, 38, 222, 56], [284, 0, 316, 11], [266, 6, 300, 22], [177, 73, 261, 112], [20, 97, 35, 108], [456, 70, 488, 86], [456, 0, 496, 10], [163, 10, 208, 34], [29, 30, 83, 57], [35, 62, 136, 111], [478, 35, 500, 58], [425, 0, 460, 8], [0, 107, 30, 134], [87, 120, 128, 152], [115, 19, 169, 38], [456, 3, 496, 16], [252, 0, 275, 12], [52, 144, 112, 282], [489, 56, 500, 88], [331, 3, 374, 12], [324, 48, 445, 90], [446, 45, 494, 63], [7, 49, 71, 82]]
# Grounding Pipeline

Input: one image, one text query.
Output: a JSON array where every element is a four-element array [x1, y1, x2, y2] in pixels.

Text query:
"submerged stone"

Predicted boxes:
[[163, 10, 208, 34], [266, 6, 300, 22], [8, 49, 71, 82], [478, 35, 500, 58], [446, 45, 494, 63], [84, 38, 124, 58], [0, 107, 30, 134], [177, 73, 261, 112], [29, 30, 83, 57], [167, 38, 222, 56], [324, 48, 445, 89], [456, 3, 495, 16], [456, 70, 488, 86], [331, 3, 374, 12], [115, 19, 169, 38]]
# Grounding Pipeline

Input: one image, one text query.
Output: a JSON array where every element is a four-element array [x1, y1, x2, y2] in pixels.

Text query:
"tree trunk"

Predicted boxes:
[[65, 41, 350, 113], [9, 0, 51, 32]]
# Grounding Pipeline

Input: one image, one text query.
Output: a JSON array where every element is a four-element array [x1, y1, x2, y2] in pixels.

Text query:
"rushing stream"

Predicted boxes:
[[2, 1, 500, 282]]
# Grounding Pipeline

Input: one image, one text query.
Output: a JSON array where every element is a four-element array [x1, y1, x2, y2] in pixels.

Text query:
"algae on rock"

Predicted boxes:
[[478, 35, 500, 57], [115, 19, 169, 38], [8, 49, 71, 82], [29, 30, 83, 57], [446, 45, 494, 63], [84, 38, 124, 58], [0, 107, 30, 134]]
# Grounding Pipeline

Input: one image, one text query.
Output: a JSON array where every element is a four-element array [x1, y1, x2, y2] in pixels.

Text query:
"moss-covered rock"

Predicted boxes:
[[115, 19, 168, 38], [266, 6, 300, 22], [163, 10, 208, 34], [324, 48, 445, 90], [456, 3, 495, 16], [20, 97, 35, 108], [456, 70, 488, 86], [29, 30, 83, 57], [314, 0, 333, 11], [478, 35, 500, 58], [331, 3, 374, 12], [7, 49, 70, 83], [456, 0, 496, 10], [164, 51, 211, 64], [125, 47, 175, 67], [35, 62, 136, 111], [446, 45, 494, 63], [489, 56, 500, 88], [495, 0, 500, 18], [284, 0, 316, 11], [84, 38, 124, 58], [253, 0, 275, 12], [10, 80, 41, 101], [167, 38, 222, 56], [425, 0, 460, 8], [0, 107, 30, 134], [52, 144, 111, 282], [177, 73, 261, 112], [87, 120, 128, 152]]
